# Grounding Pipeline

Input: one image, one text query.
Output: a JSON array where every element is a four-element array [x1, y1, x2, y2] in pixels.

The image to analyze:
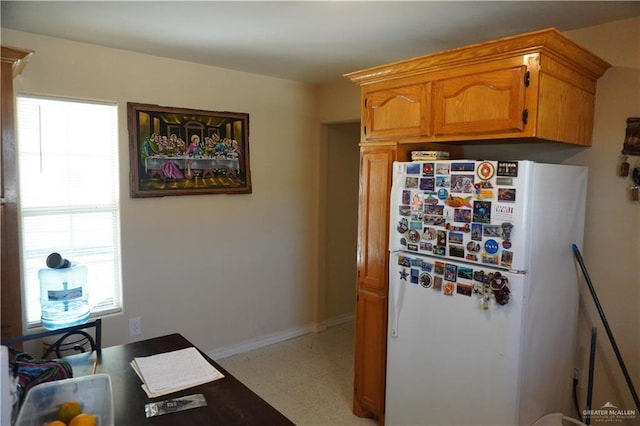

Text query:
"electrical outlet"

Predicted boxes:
[[573, 367, 582, 388], [129, 317, 142, 336]]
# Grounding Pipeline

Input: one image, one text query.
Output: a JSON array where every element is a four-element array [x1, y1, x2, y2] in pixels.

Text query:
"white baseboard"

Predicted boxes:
[[207, 313, 354, 361]]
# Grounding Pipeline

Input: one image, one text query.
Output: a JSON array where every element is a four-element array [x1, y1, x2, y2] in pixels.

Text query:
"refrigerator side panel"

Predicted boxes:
[[518, 164, 588, 425], [386, 252, 526, 426]]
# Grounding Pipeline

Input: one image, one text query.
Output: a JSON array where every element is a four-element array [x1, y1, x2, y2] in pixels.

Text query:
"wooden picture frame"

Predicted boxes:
[[127, 102, 251, 197]]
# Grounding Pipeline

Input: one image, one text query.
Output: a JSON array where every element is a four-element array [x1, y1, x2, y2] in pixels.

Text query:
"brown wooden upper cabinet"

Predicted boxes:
[[347, 28, 611, 146]]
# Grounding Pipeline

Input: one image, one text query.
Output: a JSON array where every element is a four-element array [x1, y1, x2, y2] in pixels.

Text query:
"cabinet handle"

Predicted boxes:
[[522, 109, 529, 125], [524, 70, 530, 87]]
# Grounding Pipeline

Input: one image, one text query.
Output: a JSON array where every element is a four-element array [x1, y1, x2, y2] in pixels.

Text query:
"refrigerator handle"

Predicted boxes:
[[389, 275, 402, 337]]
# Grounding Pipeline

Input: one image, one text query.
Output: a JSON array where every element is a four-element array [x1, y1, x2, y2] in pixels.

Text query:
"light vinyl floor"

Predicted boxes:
[[217, 322, 378, 426]]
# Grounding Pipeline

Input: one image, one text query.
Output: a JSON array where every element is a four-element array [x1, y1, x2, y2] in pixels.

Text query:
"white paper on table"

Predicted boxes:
[[131, 347, 224, 396]]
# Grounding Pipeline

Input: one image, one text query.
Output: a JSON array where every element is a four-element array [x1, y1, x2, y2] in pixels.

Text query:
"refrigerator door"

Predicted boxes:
[[390, 160, 533, 271], [386, 251, 525, 426]]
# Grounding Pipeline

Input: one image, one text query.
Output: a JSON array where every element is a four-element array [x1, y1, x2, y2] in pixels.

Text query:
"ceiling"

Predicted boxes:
[[2, 1, 639, 84]]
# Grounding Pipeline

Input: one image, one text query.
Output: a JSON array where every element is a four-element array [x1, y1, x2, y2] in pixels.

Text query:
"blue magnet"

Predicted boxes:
[[484, 239, 499, 254]]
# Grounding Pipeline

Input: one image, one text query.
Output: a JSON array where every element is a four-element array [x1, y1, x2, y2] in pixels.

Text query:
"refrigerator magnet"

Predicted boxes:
[[449, 245, 465, 258], [435, 163, 450, 175], [497, 161, 518, 177], [420, 178, 435, 191], [458, 266, 473, 280], [444, 264, 457, 281], [433, 276, 443, 291], [477, 161, 495, 180], [411, 268, 420, 284], [422, 163, 435, 176], [406, 163, 421, 174], [434, 262, 446, 275], [443, 282, 455, 295], [456, 283, 473, 297], [498, 188, 516, 202], [452, 162, 475, 172], [419, 272, 433, 288], [399, 268, 409, 280]]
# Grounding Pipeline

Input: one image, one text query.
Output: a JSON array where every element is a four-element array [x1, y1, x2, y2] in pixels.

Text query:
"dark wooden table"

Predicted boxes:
[[64, 333, 294, 425]]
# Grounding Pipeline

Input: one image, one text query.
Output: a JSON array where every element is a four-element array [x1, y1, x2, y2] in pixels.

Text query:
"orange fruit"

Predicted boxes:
[[69, 413, 97, 426], [45, 421, 66, 426], [56, 401, 82, 424]]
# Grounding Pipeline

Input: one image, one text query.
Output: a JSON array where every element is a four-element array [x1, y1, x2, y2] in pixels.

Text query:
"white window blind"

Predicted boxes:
[[16, 95, 122, 327]]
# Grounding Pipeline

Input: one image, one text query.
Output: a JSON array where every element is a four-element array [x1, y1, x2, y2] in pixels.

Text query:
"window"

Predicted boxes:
[[16, 95, 122, 327]]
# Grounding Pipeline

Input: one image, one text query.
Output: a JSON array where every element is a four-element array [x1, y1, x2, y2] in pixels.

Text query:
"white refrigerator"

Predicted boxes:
[[386, 160, 588, 426]]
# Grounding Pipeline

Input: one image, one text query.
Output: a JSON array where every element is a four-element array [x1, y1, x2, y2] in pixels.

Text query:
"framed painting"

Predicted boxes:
[[127, 102, 251, 197]]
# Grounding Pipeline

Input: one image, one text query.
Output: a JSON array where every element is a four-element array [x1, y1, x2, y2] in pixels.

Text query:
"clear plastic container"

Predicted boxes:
[[15, 374, 114, 426], [38, 264, 90, 330]]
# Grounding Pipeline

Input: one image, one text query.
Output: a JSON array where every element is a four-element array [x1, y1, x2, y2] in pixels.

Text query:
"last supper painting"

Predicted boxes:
[[128, 102, 251, 197]]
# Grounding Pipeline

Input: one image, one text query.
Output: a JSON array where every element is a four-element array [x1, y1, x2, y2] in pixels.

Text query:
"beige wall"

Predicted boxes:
[[323, 122, 359, 322], [2, 28, 323, 357]]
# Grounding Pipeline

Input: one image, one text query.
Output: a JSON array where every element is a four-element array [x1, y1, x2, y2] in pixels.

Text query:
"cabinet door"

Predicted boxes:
[[363, 83, 430, 141], [353, 288, 388, 419], [353, 146, 394, 421], [432, 66, 527, 137], [356, 147, 393, 292]]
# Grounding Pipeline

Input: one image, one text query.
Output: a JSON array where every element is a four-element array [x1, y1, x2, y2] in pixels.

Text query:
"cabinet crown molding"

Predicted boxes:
[[345, 28, 611, 86]]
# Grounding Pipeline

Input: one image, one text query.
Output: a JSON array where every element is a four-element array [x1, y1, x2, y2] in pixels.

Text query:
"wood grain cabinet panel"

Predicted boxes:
[[433, 66, 527, 137], [363, 83, 430, 141]]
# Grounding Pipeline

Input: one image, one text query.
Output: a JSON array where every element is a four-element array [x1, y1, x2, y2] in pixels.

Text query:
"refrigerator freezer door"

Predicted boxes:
[[386, 252, 526, 426], [390, 160, 533, 271]]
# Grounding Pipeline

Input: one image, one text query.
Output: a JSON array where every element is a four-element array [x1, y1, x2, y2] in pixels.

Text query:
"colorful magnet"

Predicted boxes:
[[443, 282, 455, 295], [477, 161, 495, 180], [436, 163, 450, 175], [449, 245, 465, 258], [405, 177, 419, 188], [423, 227, 437, 240], [497, 161, 518, 177], [481, 253, 499, 265], [411, 193, 422, 210], [434, 262, 445, 274], [411, 268, 420, 284], [433, 276, 443, 291], [449, 232, 464, 244], [433, 246, 446, 256], [451, 175, 475, 193], [424, 194, 439, 205], [456, 283, 473, 296], [408, 229, 421, 243], [498, 188, 516, 202], [420, 242, 433, 251], [436, 176, 450, 188], [484, 239, 499, 254], [471, 223, 483, 241], [494, 205, 515, 222], [453, 209, 472, 223], [444, 264, 457, 282], [452, 162, 475, 172], [406, 163, 421, 174], [445, 195, 473, 208], [473, 201, 492, 223], [500, 251, 513, 268], [437, 188, 449, 200], [422, 163, 434, 176], [466, 241, 481, 253], [397, 218, 409, 233], [420, 178, 435, 191], [458, 267, 473, 280], [398, 255, 411, 267]]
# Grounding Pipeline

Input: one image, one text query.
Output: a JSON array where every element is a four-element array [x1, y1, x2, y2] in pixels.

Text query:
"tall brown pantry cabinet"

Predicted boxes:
[[346, 28, 609, 423]]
